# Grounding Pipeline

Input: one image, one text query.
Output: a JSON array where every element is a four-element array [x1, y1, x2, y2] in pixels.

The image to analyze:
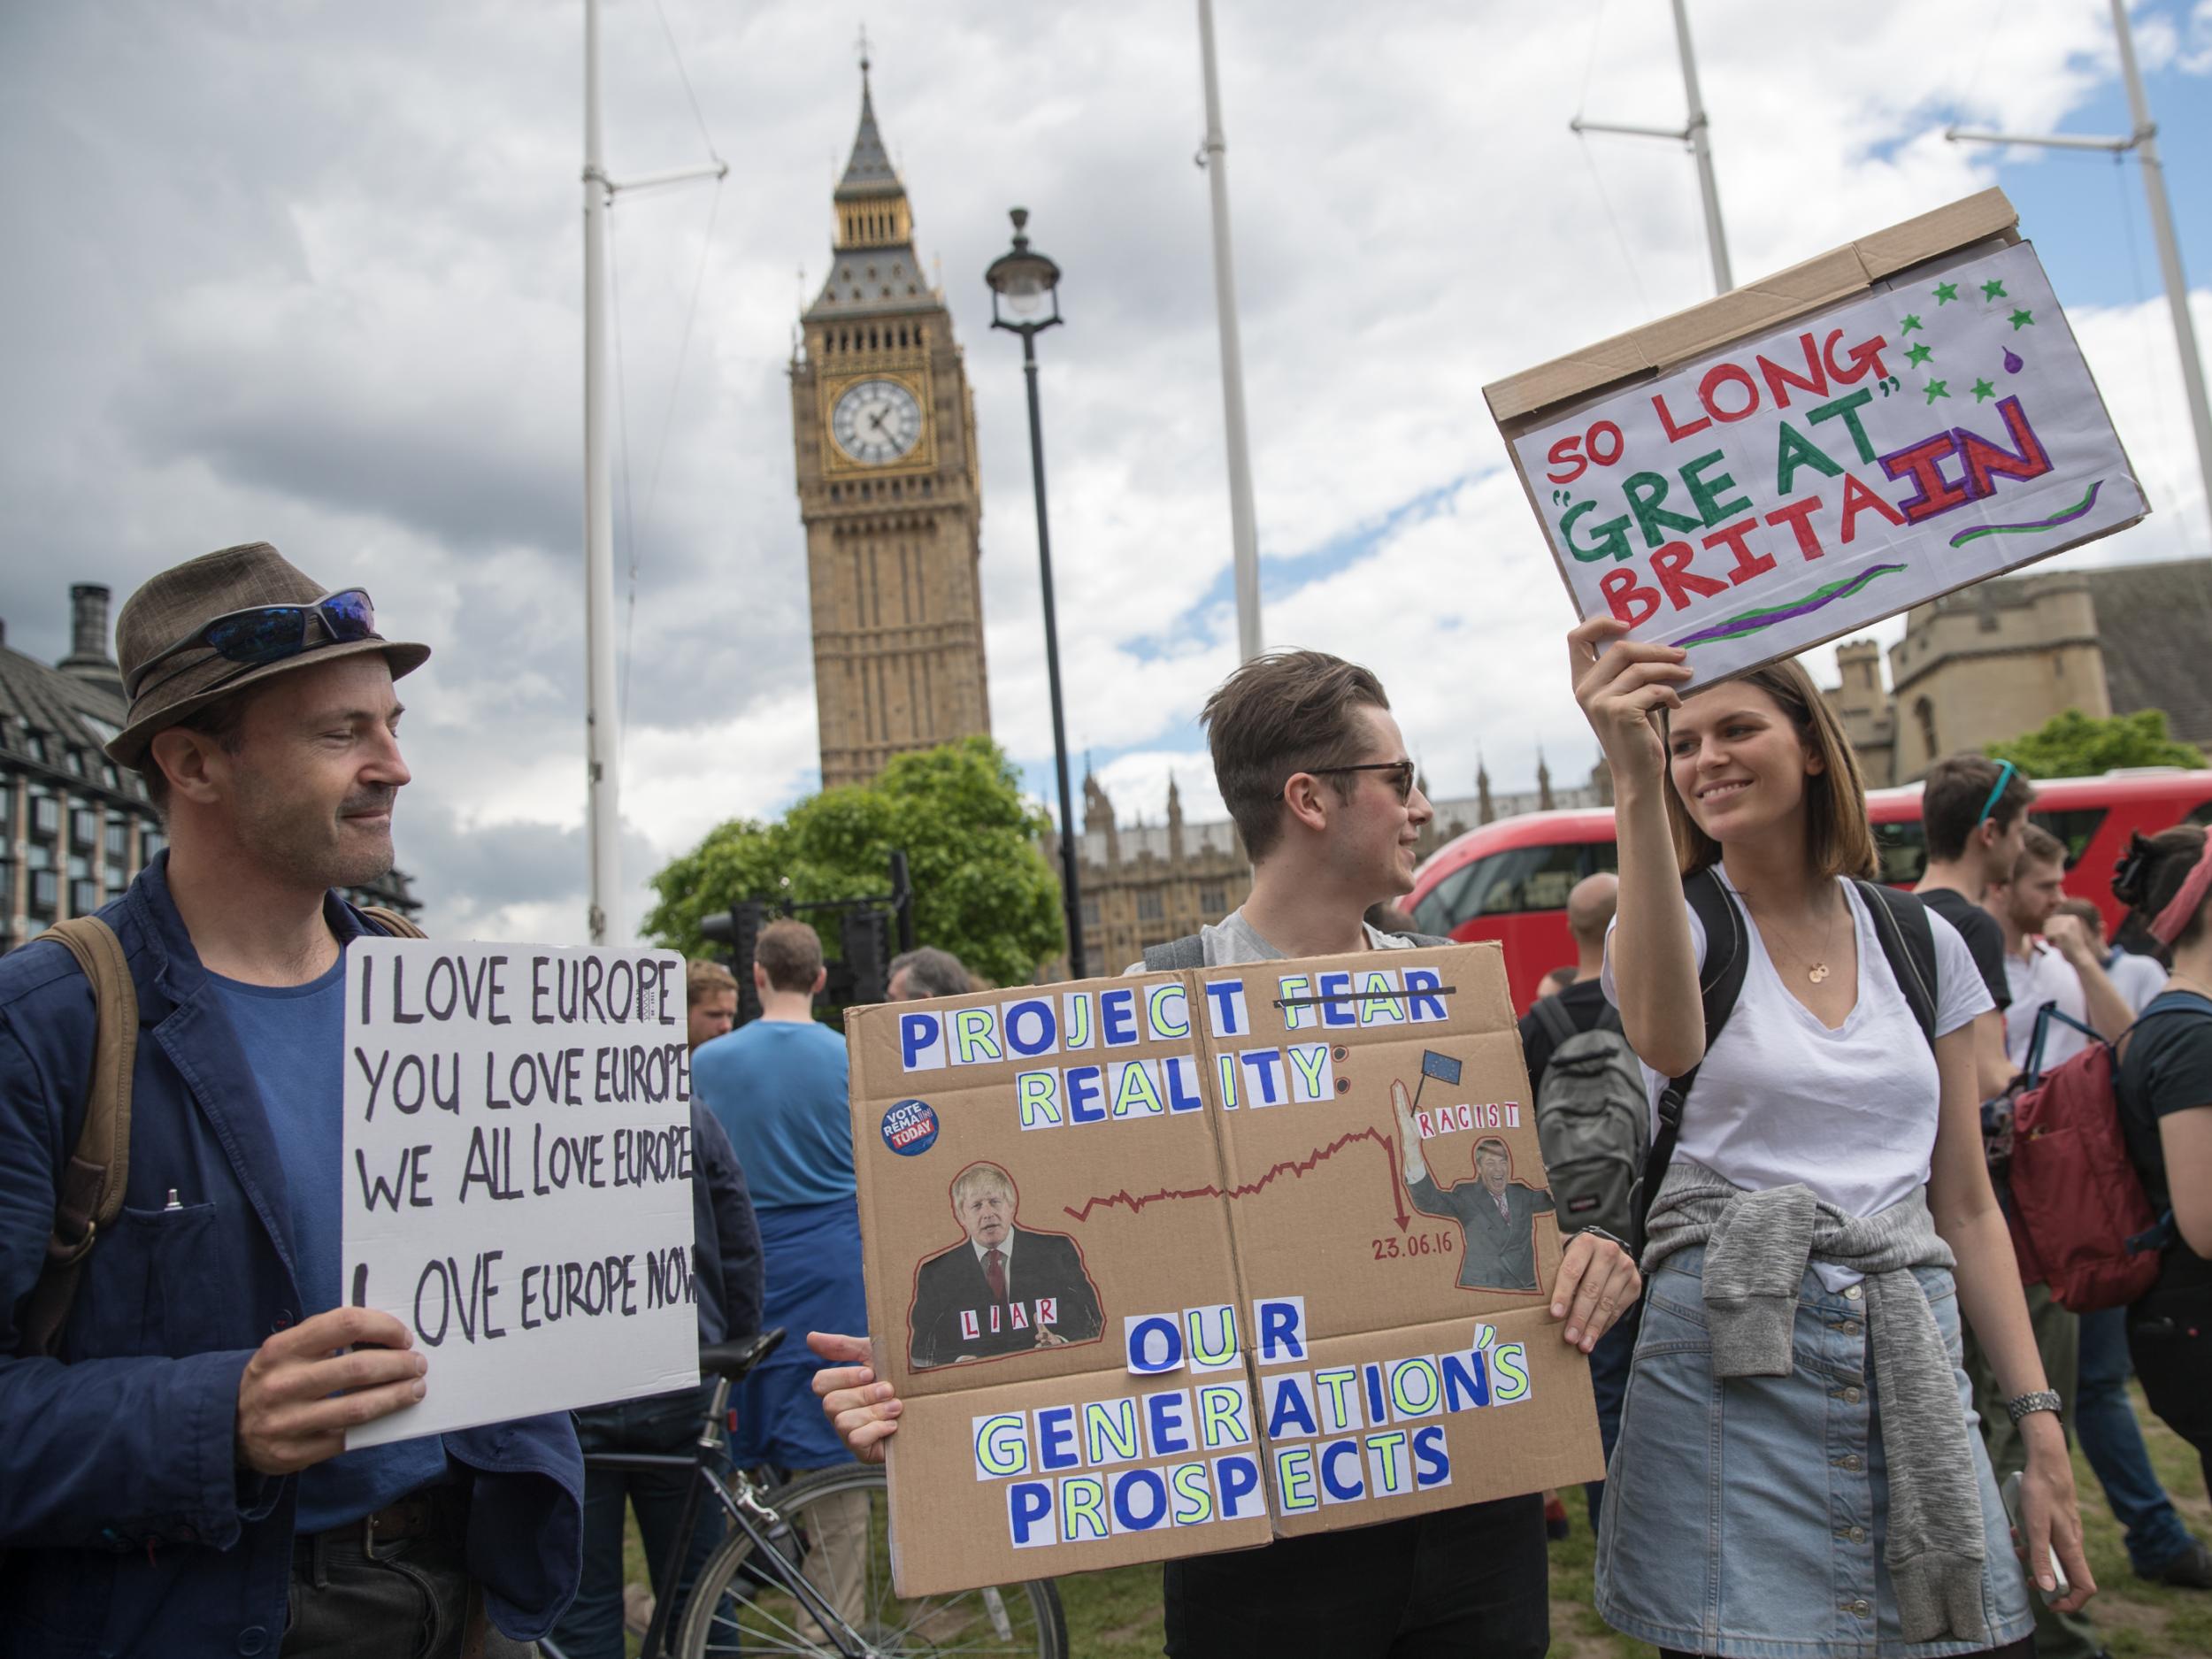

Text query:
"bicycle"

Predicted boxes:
[[541, 1327, 1068, 1659]]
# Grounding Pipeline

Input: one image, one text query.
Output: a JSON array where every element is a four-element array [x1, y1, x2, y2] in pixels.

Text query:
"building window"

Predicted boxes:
[[29, 870, 58, 917], [1136, 890, 1165, 923], [1913, 697, 1939, 761], [71, 879, 100, 916], [1198, 883, 1227, 914], [30, 791, 59, 839], [105, 816, 127, 858], [65, 748, 85, 775], [72, 807, 99, 851], [1080, 897, 1102, 928], [142, 830, 166, 862]]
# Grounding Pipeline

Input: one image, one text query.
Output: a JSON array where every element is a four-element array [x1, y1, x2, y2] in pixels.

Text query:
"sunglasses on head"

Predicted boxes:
[[127, 589, 378, 700], [1974, 758, 2018, 828], [1308, 758, 1417, 803]]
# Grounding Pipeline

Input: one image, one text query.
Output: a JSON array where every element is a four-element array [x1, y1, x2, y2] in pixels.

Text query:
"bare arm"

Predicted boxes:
[[2043, 917, 2133, 1042], [2159, 1106, 2212, 1258], [1568, 618, 1701, 1077], [1924, 1024, 2094, 1609], [1390, 1079, 1432, 1184], [1971, 1008, 2014, 1099]]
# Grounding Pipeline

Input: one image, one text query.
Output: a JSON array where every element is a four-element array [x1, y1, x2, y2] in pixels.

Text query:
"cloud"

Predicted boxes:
[[4, 0, 2203, 949]]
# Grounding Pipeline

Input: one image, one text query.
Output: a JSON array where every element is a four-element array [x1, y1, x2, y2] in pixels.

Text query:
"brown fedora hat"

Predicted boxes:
[[108, 541, 431, 770]]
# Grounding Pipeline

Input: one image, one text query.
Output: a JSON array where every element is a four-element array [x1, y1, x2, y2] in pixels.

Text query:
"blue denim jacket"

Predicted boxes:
[[0, 854, 582, 1656]]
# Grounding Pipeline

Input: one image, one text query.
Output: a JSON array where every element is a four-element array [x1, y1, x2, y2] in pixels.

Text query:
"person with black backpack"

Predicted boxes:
[[2110, 827, 2212, 1500], [1520, 872, 1646, 1528], [1569, 616, 2091, 1659]]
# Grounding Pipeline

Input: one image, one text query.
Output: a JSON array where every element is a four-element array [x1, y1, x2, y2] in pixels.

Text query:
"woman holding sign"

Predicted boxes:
[[1569, 616, 2088, 1658]]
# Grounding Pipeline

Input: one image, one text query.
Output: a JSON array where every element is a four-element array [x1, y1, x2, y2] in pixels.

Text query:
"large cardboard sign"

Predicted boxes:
[[848, 945, 1602, 1594], [342, 940, 699, 1447], [1486, 190, 2147, 686]]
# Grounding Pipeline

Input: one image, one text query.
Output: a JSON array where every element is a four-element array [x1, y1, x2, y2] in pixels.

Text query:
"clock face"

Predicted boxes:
[[831, 378, 924, 465]]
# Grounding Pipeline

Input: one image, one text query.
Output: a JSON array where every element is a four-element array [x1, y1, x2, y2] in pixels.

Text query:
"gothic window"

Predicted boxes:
[[1080, 897, 1102, 928], [1914, 697, 1939, 761], [1199, 883, 1227, 914], [1136, 890, 1165, 922]]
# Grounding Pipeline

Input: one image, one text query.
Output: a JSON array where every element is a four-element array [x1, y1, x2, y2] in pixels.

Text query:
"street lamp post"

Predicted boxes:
[[986, 208, 1087, 980]]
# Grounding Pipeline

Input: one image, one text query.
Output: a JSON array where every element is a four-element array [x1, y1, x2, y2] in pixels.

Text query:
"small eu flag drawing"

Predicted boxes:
[[1412, 1049, 1462, 1111]]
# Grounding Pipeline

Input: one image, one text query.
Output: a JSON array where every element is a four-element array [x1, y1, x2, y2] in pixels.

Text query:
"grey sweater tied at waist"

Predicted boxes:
[[1644, 1162, 1988, 1647]]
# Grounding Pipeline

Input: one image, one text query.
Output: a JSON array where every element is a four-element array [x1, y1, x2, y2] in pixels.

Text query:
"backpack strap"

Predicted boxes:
[[1395, 931, 1453, 949], [18, 918, 140, 1359], [1141, 934, 1207, 972], [357, 903, 427, 940], [1633, 867, 1750, 1249], [1855, 879, 1938, 1047], [1531, 992, 1578, 1049]]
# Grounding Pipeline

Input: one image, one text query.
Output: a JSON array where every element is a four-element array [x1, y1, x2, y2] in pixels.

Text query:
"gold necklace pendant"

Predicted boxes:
[[1808, 963, 1831, 984]]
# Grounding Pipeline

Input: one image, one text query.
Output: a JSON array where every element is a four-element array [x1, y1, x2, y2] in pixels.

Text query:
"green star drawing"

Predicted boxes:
[[1982, 279, 2008, 300], [1933, 281, 1960, 304], [1900, 313, 1924, 334], [1924, 380, 1950, 404], [1971, 378, 1996, 402], [2009, 308, 2035, 330], [1905, 342, 1934, 367]]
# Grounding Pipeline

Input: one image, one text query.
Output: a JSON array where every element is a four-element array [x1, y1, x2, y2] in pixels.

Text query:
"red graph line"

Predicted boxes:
[[1062, 1125, 1411, 1232]]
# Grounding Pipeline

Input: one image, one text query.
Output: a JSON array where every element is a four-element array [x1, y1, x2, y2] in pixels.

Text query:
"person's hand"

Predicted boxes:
[[1550, 1232, 1640, 1353], [234, 1307, 426, 1475], [2019, 1418, 2096, 1611], [1389, 1079, 1419, 1145], [1033, 1327, 1070, 1348], [1568, 617, 1690, 790], [807, 1332, 902, 1464], [2039, 911, 2095, 969]]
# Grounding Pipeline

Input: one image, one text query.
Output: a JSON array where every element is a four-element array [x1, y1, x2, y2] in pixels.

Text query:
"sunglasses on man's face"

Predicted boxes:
[[127, 589, 378, 699], [1308, 759, 1417, 803]]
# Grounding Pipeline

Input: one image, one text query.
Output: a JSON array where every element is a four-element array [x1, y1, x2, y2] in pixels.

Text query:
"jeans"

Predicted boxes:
[[549, 1385, 722, 1659], [2077, 1304, 2196, 1576], [1163, 1494, 1548, 1658], [284, 1503, 534, 1659], [1583, 1299, 1642, 1529]]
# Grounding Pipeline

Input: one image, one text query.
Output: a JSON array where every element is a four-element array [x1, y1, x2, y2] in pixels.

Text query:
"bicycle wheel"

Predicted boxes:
[[672, 1463, 1067, 1659]]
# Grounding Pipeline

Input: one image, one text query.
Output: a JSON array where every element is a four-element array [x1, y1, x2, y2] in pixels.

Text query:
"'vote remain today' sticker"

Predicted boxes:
[[882, 1100, 940, 1157]]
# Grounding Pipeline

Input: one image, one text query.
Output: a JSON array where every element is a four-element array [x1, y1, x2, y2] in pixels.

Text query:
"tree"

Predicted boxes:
[[1986, 708, 2205, 780], [642, 736, 1066, 990]]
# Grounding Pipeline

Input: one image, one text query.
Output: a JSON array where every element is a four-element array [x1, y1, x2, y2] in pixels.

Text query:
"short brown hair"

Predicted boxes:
[[1664, 660, 1878, 880], [754, 918, 824, 994], [687, 958, 738, 1007], [1921, 754, 2035, 862], [2014, 823, 2066, 880], [1202, 650, 1390, 860], [141, 690, 254, 817]]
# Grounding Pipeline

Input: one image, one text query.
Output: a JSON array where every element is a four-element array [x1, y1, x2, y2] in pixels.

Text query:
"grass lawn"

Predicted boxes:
[[621, 1386, 2206, 1656]]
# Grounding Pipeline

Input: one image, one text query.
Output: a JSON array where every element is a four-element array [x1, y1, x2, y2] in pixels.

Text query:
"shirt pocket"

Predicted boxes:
[[73, 1202, 226, 1358]]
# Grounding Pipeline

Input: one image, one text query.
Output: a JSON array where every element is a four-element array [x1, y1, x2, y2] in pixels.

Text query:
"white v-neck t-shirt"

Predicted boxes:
[[1602, 873, 1991, 1285]]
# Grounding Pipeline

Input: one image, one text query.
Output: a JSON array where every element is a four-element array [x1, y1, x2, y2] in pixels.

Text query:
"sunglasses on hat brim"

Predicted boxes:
[[127, 589, 378, 701]]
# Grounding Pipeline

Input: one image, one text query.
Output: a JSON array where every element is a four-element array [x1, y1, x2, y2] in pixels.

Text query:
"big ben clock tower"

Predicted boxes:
[[792, 60, 990, 789]]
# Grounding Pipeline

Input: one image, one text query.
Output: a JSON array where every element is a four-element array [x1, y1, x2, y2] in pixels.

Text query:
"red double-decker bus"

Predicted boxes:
[[1406, 770, 2212, 1011]]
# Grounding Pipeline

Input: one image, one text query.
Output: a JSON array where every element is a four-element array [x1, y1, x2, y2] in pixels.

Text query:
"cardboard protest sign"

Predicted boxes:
[[848, 945, 1602, 1594], [1486, 189, 2147, 686], [342, 940, 698, 1448]]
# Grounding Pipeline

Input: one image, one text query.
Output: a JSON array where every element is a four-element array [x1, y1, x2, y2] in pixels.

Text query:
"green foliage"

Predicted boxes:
[[642, 736, 1066, 991], [1987, 707, 2205, 780]]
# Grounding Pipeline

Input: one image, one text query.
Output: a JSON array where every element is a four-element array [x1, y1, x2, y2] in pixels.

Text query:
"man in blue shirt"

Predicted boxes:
[[692, 918, 868, 1620], [0, 544, 580, 1657]]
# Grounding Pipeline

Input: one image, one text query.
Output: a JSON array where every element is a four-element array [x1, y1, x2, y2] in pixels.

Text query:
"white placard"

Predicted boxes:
[[342, 940, 698, 1447], [1510, 240, 2146, 685]]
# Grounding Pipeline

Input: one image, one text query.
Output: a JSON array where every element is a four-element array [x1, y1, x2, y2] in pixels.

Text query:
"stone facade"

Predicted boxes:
[[791, 65, 990, 789], [1822, 557, 2211, 786], [0, 584, 418, 952]]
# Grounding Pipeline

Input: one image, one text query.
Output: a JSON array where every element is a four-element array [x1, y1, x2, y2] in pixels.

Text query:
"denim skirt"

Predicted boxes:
[[1594, 1246, 2033, 1658]]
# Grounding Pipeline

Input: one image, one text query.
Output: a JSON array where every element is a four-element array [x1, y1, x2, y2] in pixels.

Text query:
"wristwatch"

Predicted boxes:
[[2006, 1389, 2062, 1424]]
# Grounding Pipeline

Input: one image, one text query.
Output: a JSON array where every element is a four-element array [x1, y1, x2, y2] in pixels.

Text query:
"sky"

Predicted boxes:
[[3, 0, 2208, 944]]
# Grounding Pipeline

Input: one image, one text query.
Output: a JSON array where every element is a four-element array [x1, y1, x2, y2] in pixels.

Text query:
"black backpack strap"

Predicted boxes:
[[1855, 879, 1937, 1047], [1141, 934, 1206, 972], [1531, 993, 1578, 1048], [1633, 867, 1750, 1249]]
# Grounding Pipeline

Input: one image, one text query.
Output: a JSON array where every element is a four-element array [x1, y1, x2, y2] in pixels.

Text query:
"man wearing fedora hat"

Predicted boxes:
[[0, 544, 581, 1657]]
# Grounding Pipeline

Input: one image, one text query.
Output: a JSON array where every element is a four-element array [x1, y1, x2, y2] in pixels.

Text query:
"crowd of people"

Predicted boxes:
[[1, 542, 2207, 1659]]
